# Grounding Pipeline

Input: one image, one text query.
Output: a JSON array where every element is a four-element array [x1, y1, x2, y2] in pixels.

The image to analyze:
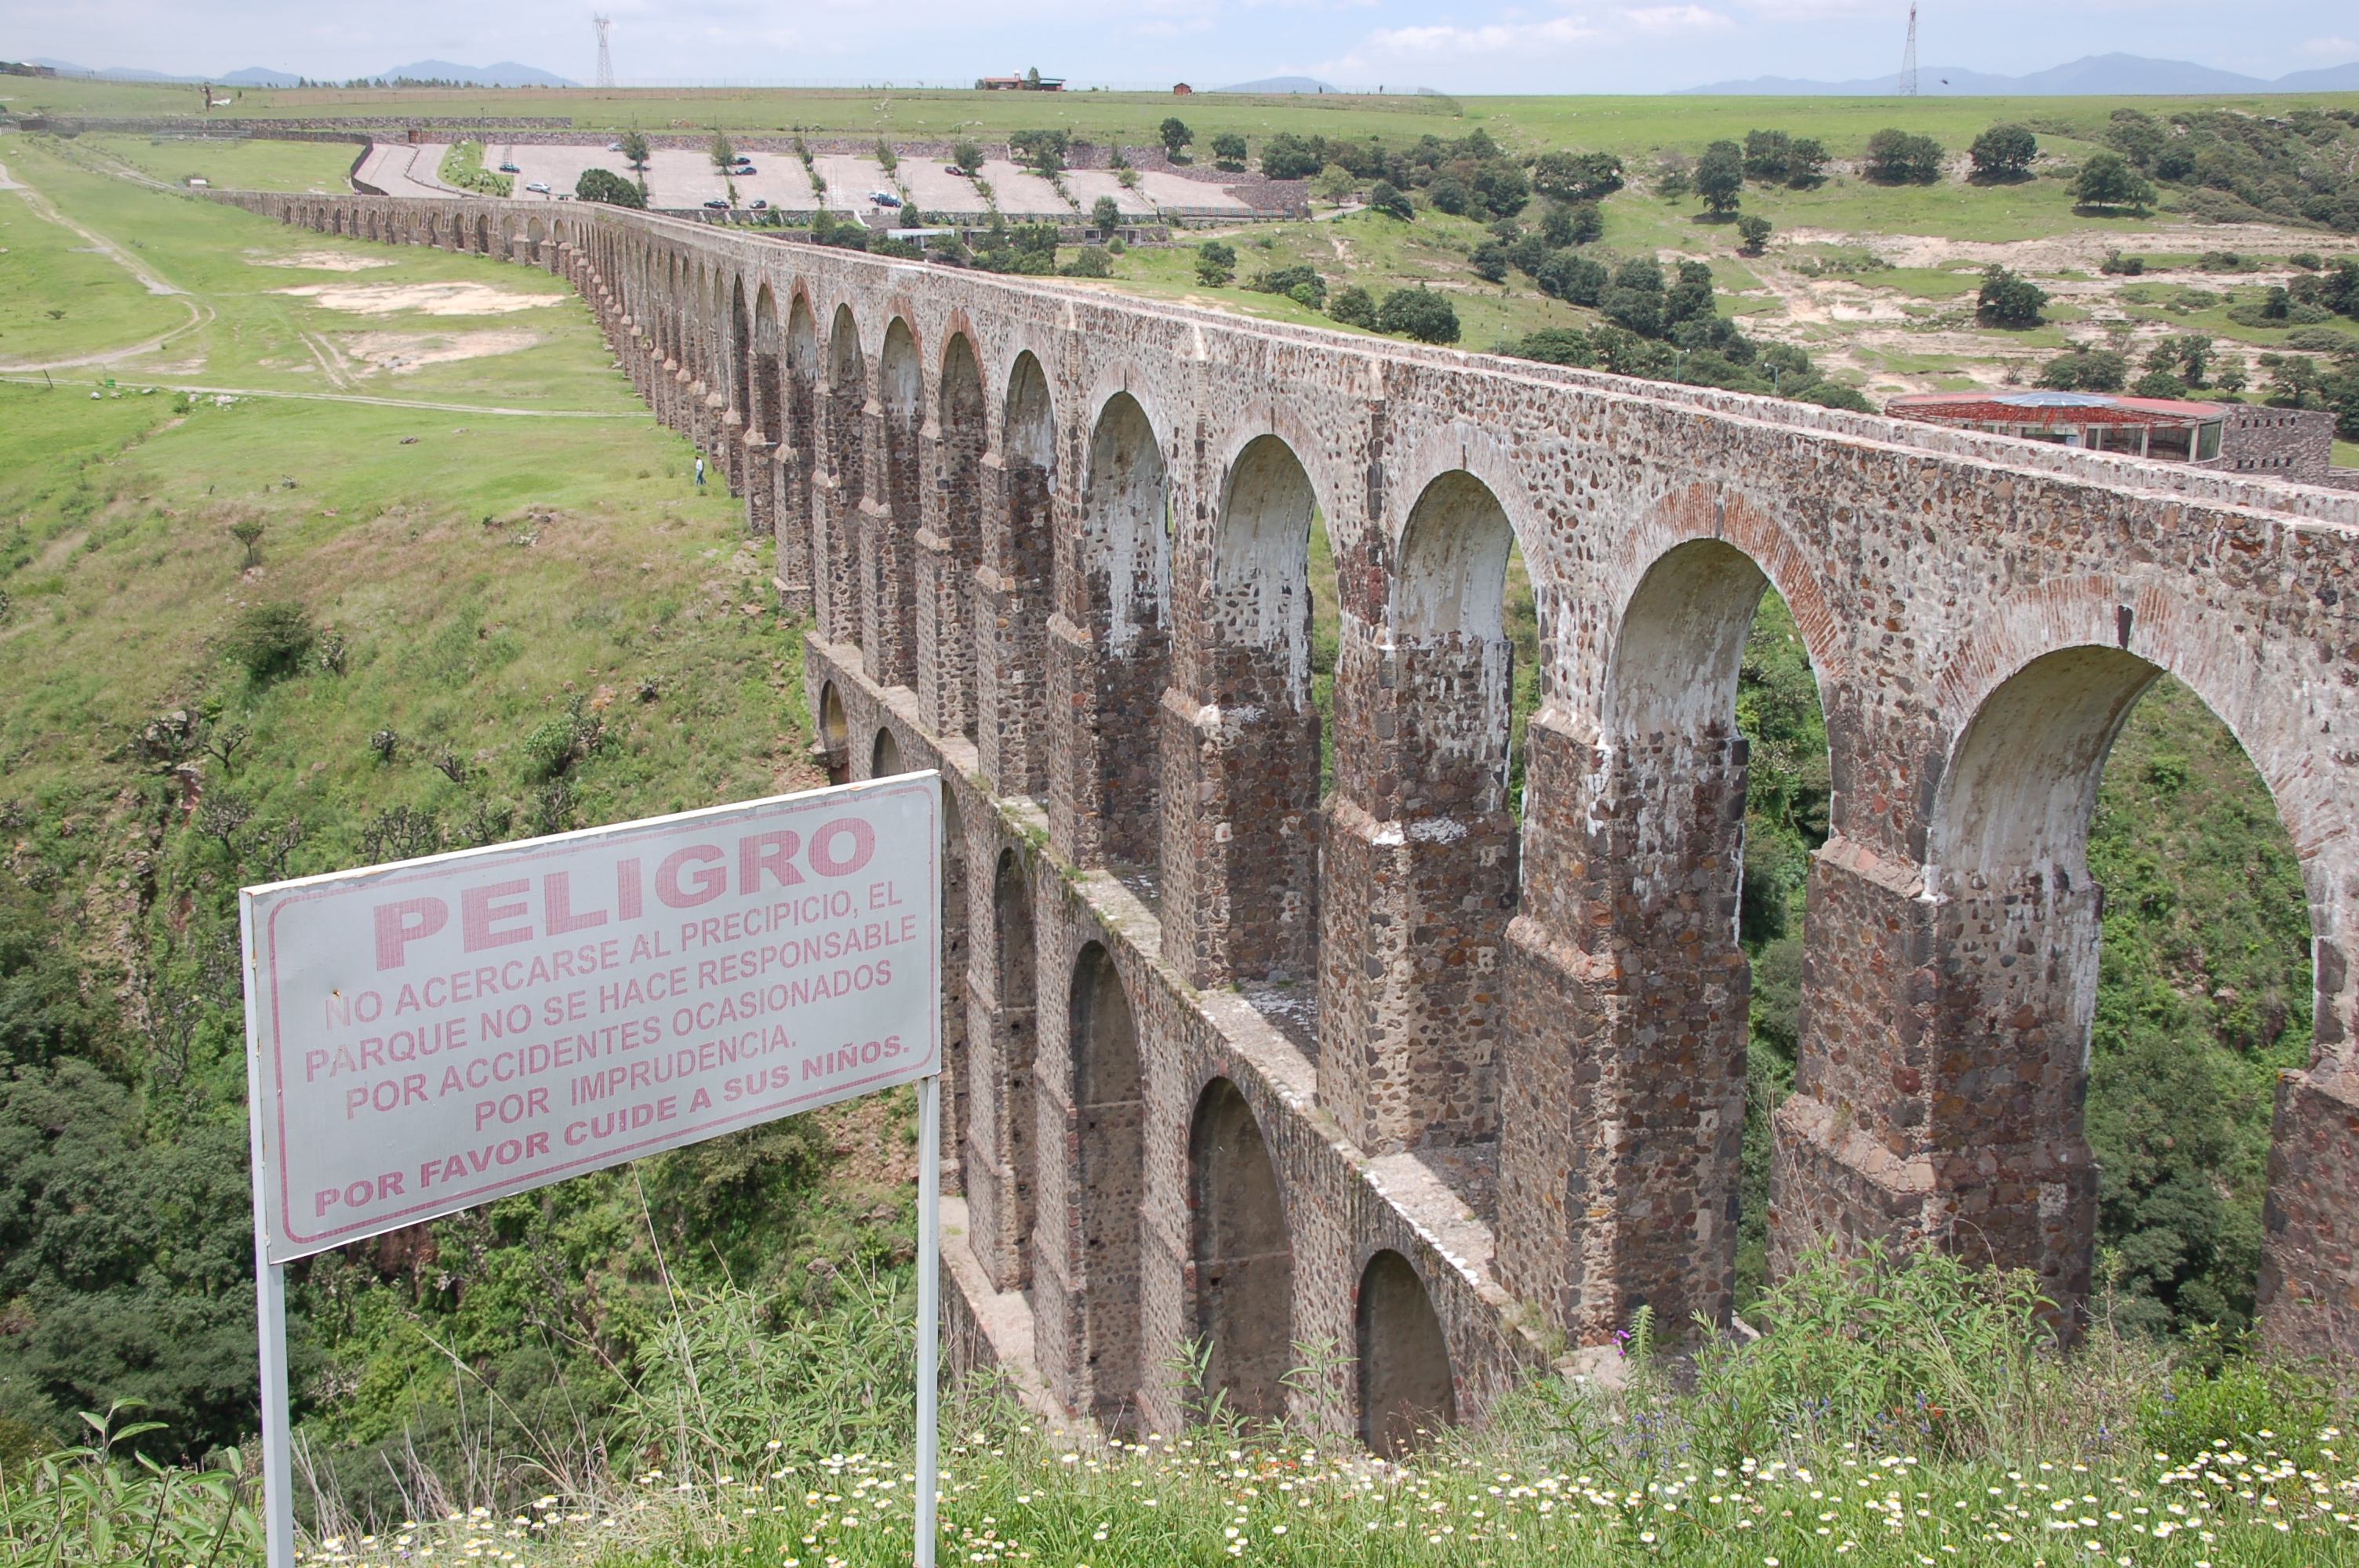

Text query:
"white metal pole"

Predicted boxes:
[[242, 891, 297, 1568], [915, 1073, 941, 1568]]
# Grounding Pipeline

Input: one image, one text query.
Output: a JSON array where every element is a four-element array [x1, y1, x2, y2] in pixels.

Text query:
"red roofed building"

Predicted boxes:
[[1885, 389, 2348, 487]]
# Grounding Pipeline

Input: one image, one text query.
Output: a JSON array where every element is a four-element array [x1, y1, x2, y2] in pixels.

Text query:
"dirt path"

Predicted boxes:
[[0, 373, 646, 418], [0, 162, 216, 372]]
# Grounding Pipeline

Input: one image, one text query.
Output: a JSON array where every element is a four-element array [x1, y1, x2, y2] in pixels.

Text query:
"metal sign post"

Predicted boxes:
[[241, 777, 943, 1568]]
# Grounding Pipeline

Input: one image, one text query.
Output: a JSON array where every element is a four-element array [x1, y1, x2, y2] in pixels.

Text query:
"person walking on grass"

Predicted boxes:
[[695, 454, 707, 488]]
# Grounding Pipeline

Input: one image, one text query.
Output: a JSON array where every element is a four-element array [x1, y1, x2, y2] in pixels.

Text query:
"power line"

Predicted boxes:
[[1899, 1, 1919, 96], [593, 13, 616, 91]]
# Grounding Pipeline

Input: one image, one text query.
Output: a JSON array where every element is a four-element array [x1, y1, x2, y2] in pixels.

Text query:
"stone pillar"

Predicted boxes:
[[812, 383, 865, 652], [742, 430, 776, 536], [718, 405, 743, 497], [1497, 707, 1750, 1343], [1768, 843, 2099, 1318], [861, 394, 921, 690], [965, 853, 1039, 1294], [1158, 651, 1321, 989], [976, 454, 1052, 798], [1319, 620, 1516, 1152], [2260, 1062, 2359, 1359]]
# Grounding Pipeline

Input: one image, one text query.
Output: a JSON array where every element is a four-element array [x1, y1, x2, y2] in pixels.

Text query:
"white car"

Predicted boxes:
[[607, 143, 623, 152], [525, 181, 551, 194]]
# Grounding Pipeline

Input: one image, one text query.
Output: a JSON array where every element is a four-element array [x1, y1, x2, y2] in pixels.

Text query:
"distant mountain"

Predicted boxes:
[[27, 57, 197, 82], [1219, 76, 1338, 93], [1680, 51, 2359, 96], [220, 67, 300, 88], [368, 59, 576, 88]]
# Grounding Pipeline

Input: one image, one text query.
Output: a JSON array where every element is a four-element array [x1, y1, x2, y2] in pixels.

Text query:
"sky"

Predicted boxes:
[[9, 0, 2359, 96]]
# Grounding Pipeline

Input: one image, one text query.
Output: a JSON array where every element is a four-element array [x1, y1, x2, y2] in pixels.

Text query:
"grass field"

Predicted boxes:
[[79, 130, 368, 194]]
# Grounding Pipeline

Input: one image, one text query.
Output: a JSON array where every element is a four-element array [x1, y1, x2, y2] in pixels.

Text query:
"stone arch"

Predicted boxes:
[[1173, 434, 1321, 986], [525, 216, 545, 259], [1321, 470, 1521, 1154], [777, 292, 820, 612], [475, 213, 489, 253], [980, 351, 1056, 797], [1066, 941, 1145, 1428], [925, 332, 987, 741], [1356, 1249, 1456, 1458], [872, 726, 903, 778], [1058, 390, 1170, 870], [728, 274, 753, 492], [1187, 1077, 1292, 1423], [975, 848, 1040, 1290], [819, 303, 867, 647], [817, 681, 850, 786], [868, 317, 923, 688]]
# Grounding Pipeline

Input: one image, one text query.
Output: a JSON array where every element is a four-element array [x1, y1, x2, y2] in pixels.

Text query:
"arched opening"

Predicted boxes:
[[942, 789, 970, 1191], [778, 296, 820, 613], [1065, 392, 1170, 878], [1187, 1078, 1292, 1424], [980, 352, 1055, 797], [927, 334, 987, 741], [821, 305, 866, 648], [817, 682, 850, 786], [1180, 435, 1321, 990], [1068, 942, 1145, 1427], [1356, 1250, 1456, 1458], [1321, 470, 1519, 1152], [870, 318, 923, 688], [871, 727, 902, 779], [475, 214, 489, 254], [976, 849, 1039, 1291]]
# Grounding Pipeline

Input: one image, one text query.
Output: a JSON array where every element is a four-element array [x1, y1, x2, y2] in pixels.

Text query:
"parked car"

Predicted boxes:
[[732, 165, 758, 175], [525, 181, 551, 194], [750, 198, 769, 210], [606, 143, 623, 152], [870, 191, 902, 207], [703, 198, 730, 210], [497, 161, 520, 173]]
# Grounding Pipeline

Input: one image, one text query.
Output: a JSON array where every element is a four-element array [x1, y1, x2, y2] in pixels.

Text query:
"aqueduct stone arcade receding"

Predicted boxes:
[[224, 187, 2359, 1438]]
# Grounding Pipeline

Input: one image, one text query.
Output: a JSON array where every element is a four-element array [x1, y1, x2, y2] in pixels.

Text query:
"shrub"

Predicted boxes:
[[1530, 149, 1623, 201], [1089, 195, 1121, 234], [1248, 265, 1325, 308], [1313, 164, 1357, 204], [2075, 151, 2156, 212], [1058, 247, 1111, 278], [1793, 380, 1875, 412], [1977, 263, 2048, 327], [1210, 132, 1249, 172], [1376, 288, 1459, 344], [575, 167, 645, 208], [522, 697, 605, 782], [1969, 123, 2038, 180], [1470, 242, 1507, 284], [950, 141, 983, 176], [2138, 1359, 2333, 1465], [1158, 117, 1191, 155], [1736, 213, 1772, 254], [221, 601, 315, 682], [2100, 249, 2145, 275], [1193, 241, 1235, 287], [2132, 368, 2188, 399], [1254, 132, 1315, 179], [2038, 348, 2130, 391], [1536, 250, 1608, 305], [1365, 181, 1412, 220], [1009, 129, 1068, 174], [1543, 200, 1602, 246], [1863, 128, 1944, 184], [1427, 173, 1470, 216], [1327, 285, 1377, 328], [1497, 326, 1594, 366]]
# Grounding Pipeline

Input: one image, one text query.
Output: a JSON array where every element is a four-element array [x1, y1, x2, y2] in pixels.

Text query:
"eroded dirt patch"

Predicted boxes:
[[339, 328, 541, 373], [271, 281, 562, 316], [249, 250, 398, 272]]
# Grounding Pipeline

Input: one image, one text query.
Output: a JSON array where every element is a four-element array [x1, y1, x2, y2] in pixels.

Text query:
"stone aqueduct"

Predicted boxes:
[[227, 188, 2359, 1441]]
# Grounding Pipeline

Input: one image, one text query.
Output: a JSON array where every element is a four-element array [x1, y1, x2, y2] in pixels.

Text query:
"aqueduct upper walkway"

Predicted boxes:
[[225, 189, 2359, 1442]]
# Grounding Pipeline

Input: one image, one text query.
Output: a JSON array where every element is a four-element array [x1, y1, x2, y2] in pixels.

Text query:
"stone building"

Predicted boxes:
[[223, 188, 2359, 1439]]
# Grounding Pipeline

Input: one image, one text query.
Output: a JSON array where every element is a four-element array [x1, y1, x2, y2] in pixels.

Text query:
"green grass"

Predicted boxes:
[[0, 182, 194, 367], [79, 132, 364, 194]]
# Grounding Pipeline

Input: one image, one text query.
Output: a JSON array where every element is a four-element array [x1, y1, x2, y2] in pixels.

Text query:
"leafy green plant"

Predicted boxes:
[[2138, 1354, 2333, 1465], [220, 601, 315, 682], [0, 1403, 260, 1566]]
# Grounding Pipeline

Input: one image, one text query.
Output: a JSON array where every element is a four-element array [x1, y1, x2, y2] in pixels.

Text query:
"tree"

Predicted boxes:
[[1531, 149, 1623, 202], [1194, 241, 1236, 287], [1428, 173, 1470, 216], [1863, 128, 1944, 184], [619, 129, 649, 172], [1376, 287, 1459, 344], [2132, 368, 2188, 399], [576, 167, 645, 208], [1742, 129, 1794, 183], [2074, 151, 2156, 212], [1210, 132, 1249, 172], [1736, 214, 1772, 254], [1091, 194, 1121, 234], [1695, 140, 1745, 215], [951, 140, 984, 176], [1977, 263, 2048, 328], [2038, 348, 2129, 391], [1969, 123, 2038, 182], [1328, 285, 1378, 328], [708, 130, 736, 174], [1159, 117, 1191, 156], [1314, 164, 1357, 205], [1366, 180, 1412, 220], [1009, 129, 1068, 174], [1785, 137, 1829, 187]]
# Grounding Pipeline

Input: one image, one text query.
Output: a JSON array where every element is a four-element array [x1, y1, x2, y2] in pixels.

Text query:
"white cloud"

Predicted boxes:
[[1330, 14, 1602, 64], [2298, 34, 2359, 57], [1619, 5, 1731, 31]]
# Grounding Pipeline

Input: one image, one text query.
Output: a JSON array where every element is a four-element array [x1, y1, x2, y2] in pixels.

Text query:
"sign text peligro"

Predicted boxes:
[[243, 777, 939, 1263]]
